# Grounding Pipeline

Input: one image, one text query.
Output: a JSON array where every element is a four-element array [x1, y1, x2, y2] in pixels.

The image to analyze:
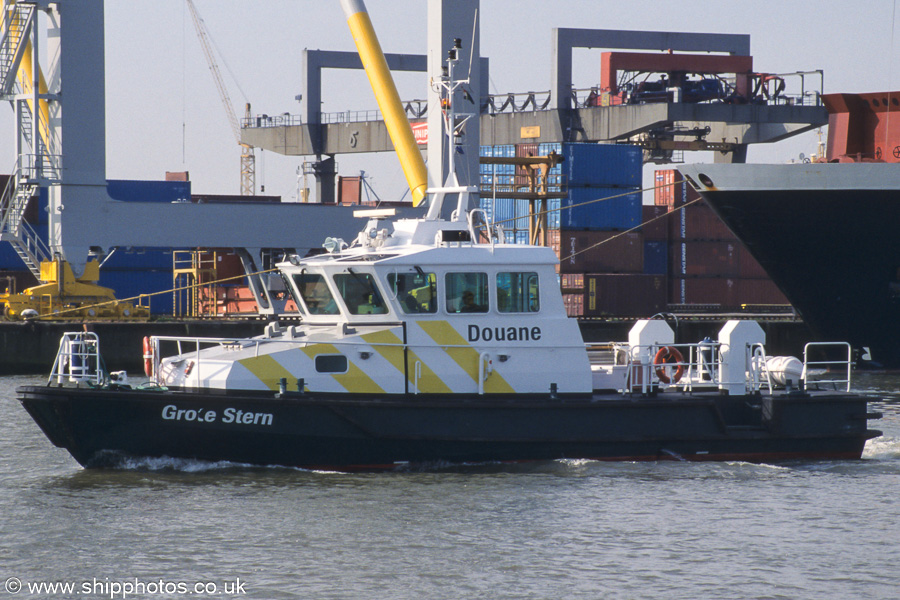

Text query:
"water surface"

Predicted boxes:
[[2, 373, 899, 599]]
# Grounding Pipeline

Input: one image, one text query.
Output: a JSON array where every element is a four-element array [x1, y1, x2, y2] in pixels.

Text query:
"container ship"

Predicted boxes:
[[679, 90, 900, 367], [476, 143, 790, 315]]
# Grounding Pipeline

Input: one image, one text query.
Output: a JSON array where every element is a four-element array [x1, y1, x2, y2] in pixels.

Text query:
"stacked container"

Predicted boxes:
[[658, 169, 789, 309], [544, 142, 643, 232], [642, 204, 668, 276], [546, 143, 647, 316], [480, 143, 643, 248]]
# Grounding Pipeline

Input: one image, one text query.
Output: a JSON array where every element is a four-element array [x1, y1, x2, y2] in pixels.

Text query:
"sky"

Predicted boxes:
[[4, 1, 900, 202]]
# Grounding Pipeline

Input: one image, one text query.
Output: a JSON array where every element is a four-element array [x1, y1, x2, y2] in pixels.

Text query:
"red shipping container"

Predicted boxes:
[[733, 278, 790, 306], [738, 249, 770, 279], [516, 143, 541, 158], [337, 176, 362, 205], [515, 143, 541, 184], [217, 252, 245, 282], [560, 273, 585, 290], [669, 240, 742, 277], [668, 277, 789, 309], [552, 230, 644, 274], [670, 277, 737, 308], [668, 201, 734, 241], [584, 273, 667, 317], [642, 205, 669, 241], [563, 293, 584, 317]]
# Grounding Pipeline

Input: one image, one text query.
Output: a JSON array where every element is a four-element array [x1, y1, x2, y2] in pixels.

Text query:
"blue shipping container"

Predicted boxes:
[[538, 142, 563, 175], [548, 198, 561, 229], [515, 199, 531, 230], [490, 198, 517, 229], [561, 187, 641, 231], [564, 143, 642, 187], [478, 198, 493, 222], [643, 240, 668, 275]]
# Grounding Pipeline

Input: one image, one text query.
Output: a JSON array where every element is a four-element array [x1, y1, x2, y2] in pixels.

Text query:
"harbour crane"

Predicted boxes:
[[185, 0, 255, 196]]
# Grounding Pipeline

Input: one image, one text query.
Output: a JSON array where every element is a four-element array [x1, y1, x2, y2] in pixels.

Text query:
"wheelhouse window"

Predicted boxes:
[[293, 273, 339, 315], [388, 272, 437, 314], [279, 272, 302, 314], [497, 272, 540, 313], [445, 272, 488, 313], [333, 271, 388, 315]]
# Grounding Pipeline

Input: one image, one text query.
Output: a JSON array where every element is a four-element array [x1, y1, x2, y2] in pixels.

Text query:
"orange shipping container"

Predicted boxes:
[[653, 169, 680, 208]]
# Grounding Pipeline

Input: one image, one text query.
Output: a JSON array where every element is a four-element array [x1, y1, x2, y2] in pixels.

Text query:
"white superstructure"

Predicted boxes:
[[154, 209, 591, 395]]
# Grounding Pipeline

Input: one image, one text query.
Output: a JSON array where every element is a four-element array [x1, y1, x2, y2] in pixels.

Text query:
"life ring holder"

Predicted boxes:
[[654, 346, 685, 384], [142, 336, 154, 377]]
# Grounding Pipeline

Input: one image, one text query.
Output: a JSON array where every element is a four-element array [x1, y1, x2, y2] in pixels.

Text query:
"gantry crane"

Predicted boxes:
[[185, 0, 255, 196]]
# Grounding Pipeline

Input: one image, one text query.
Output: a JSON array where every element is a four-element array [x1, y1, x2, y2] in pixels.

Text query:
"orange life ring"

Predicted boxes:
[[654, 346, 685, 384], [142, 336, 153, 377]]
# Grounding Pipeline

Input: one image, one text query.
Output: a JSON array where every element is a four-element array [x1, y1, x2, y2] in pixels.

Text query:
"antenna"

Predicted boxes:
[[466, 8, 478, 81]]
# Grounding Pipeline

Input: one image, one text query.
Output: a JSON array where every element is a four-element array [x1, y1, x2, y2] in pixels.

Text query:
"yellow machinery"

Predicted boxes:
[[1, 259, 149, 321], [172, 250, 217, 318]]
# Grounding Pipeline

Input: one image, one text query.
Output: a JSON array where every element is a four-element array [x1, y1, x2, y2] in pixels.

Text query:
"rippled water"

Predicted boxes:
[[2, 372, 900, 600]]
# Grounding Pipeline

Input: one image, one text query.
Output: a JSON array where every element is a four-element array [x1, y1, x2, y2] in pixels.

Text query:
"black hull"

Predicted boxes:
[[18, 386, 880, 470], [682, 165, 900, 366]]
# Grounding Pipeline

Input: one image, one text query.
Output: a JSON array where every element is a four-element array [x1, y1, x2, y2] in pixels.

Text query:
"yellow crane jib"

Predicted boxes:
[[340, 0, 428, 206]]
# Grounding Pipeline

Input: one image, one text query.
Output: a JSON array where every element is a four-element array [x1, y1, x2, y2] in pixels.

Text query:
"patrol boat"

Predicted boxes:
[[17, 278, 883, 470], [16, 0, 882, 470], [16, 194, 884, 469]]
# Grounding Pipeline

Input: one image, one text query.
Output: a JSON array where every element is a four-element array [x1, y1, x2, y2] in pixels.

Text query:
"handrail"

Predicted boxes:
[[48, 332, 105, 386], [802, 342, 852, 392], [615, 341, 797, 396], [749, 343, 773, 394], [243, 67, 825, 130], [148, 333, 852, 395], [147, 330, 588, 387], [148, 331, 588, 351], [621, 342, 718, 395]]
